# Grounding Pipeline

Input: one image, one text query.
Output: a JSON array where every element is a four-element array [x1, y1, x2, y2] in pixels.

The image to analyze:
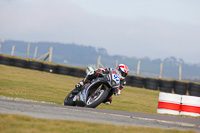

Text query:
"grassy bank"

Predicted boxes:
[[0, 114, 196, 133]]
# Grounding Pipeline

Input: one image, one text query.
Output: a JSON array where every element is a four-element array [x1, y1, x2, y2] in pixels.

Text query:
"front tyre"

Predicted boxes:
[[64, 90, 76, 106], [85, 87, 108, 108]]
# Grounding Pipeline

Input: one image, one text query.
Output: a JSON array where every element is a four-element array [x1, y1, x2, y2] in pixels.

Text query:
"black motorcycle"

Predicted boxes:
[[64, 70, 121, 108]]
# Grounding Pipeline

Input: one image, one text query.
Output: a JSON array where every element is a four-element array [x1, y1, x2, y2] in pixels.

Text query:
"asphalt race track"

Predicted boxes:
[[0, 100, 200, 132]]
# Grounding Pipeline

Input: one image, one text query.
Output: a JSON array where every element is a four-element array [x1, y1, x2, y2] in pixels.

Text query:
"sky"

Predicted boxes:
[[0, 0, 200, 64]]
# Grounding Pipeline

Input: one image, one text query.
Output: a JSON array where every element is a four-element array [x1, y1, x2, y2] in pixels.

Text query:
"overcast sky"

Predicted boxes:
[[0, 0, 200, 64]]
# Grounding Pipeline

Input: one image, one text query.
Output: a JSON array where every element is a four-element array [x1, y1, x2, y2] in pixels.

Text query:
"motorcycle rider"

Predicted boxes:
[[75, 64, 129, 105]]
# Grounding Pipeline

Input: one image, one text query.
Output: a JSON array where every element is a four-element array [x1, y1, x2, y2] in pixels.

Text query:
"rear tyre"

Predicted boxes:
[[85, 87, 108, 108]]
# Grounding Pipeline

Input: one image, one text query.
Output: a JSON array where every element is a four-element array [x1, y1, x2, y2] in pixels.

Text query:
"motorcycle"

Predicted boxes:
[[64, 70, 121, 108]]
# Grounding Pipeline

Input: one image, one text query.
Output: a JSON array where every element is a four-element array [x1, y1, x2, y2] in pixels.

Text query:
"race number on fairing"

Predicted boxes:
[[112, 74, 120, 84]]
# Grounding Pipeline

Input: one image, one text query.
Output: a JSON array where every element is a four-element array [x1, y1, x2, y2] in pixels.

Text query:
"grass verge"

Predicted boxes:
[[0, 114, 196, 133]]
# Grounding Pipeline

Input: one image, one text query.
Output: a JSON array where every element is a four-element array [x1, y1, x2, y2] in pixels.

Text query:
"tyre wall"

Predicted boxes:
[[43, 64, 58, 73], [144, 78, 160, 90], [29, 61, 44, 71], [174, 81, 188, 95], [57, 65, 71, 75], [189, 83, 200, 97], [0, 56, 13, 66], [13, 58, 28, 68], [57, 66, 85, 78], [159, 80, 175, 93], [0, 55, 86, 78], [127, 76, 145, 88]]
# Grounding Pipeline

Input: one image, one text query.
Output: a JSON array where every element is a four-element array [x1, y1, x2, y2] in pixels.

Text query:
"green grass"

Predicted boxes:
[[0, 64, 159, 114], [0, 65, 77, 104], [0, 114, 196, 133]]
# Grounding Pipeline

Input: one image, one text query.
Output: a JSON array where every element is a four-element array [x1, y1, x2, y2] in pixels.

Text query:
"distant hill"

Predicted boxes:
[[1, 40, 200, 81]]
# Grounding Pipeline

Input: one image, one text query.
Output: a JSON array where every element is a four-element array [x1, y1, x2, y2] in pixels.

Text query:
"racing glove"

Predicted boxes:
[[75, 81, 84, 88]]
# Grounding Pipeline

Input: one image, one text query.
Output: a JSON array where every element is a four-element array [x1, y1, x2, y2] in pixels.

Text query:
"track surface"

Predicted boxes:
[[0, 100, 200, 132]]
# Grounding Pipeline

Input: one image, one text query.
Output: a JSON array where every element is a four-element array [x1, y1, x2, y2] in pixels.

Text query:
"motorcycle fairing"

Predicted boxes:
[[75, 79, 103, 105]]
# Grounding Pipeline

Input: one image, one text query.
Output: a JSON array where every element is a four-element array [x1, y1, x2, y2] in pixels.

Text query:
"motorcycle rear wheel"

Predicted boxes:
[[85, 87, 108, 108]]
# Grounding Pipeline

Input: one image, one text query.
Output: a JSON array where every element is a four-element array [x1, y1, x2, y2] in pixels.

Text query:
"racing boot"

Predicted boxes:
[[104, 97, 112, 105]]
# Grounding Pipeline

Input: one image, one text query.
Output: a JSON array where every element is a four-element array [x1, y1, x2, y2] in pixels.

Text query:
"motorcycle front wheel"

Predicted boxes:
[[85, 87, 108, 108], [64, 89, 77, 106]]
